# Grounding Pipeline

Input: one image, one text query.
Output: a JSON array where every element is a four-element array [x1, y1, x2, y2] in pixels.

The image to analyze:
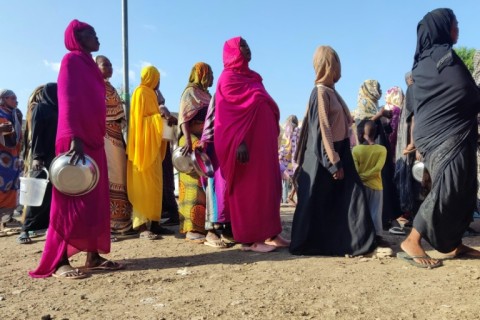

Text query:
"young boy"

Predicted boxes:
[[352, 120, 387, 237]]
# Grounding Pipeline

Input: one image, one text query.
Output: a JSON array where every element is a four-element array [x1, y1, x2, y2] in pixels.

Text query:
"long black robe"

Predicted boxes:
[[22, 83, 58, 232], [290, 87, 376, 256]]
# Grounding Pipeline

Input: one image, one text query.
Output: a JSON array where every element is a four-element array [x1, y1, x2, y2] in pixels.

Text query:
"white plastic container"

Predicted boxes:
[[162, 118, 175, 141], [19, 168, 49, 206]]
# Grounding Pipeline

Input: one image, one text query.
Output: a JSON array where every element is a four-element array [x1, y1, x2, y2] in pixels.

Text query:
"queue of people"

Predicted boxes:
[[0, 7, 479, 280]]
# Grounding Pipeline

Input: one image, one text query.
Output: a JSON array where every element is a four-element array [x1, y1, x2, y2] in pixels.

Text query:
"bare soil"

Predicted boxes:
[[1, 207, 480, 320]]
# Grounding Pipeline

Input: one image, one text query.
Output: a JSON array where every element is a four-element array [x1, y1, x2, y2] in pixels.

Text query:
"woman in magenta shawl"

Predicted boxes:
[[214, 37, 289, 252], [29, 20, 123, 279]]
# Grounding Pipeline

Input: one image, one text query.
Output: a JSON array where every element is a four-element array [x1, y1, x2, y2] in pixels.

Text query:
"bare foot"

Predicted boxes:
[[400, 237, 440, 267], [445, 244, 480, 259]]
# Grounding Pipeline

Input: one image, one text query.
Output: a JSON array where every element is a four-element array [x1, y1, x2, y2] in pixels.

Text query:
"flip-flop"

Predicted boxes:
[[204, 232, 230, 249], [17, 232, 32, 244], [185, 231, 206, 243], [139, 230, 161, 240], [396, 252, 442, 269], [86, 260, 125, 271], [52, 266, 88, 280], [241, 242, 276, 253], [389, 226, 406, 235]]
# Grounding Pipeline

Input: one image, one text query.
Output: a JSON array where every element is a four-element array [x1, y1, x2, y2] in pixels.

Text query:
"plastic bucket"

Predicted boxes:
[[19, 168, 49, 207], [162, 118, 175, 141]]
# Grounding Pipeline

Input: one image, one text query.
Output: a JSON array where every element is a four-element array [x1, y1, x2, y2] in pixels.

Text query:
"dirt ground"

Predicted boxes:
[[1, 207, 480, 320]]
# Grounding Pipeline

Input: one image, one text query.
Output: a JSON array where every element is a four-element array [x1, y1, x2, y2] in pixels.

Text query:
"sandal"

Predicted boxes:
[[85, 260, 124, 271], [204, 231, 229, 249], [139, 230, 161, 240], [185, 231, 206, 243], [52, 265, 88, 280], [17, 231, 32, 244]]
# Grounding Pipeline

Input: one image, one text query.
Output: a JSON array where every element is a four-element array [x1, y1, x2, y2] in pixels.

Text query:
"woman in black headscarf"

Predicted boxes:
[[17, 83, 58, 244], [398, 8, 480, 268]]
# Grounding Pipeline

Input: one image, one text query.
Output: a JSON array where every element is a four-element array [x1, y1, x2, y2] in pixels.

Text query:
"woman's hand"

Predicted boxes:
[[333, 168, 344, 180], [180, 137, 192, 156], [66, 137, 85, 165], [236, 141, 249, 163], [196, 141, 207, 153], [32, 159, 44, 171]]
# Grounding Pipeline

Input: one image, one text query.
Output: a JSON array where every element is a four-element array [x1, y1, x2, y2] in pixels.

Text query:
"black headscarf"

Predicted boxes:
[[412, 8, 480, 154], [31, 83, 59, 166]]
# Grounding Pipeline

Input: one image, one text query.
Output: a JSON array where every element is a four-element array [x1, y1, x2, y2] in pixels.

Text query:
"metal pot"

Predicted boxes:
[[49, 153, 99, 196], [412, 160, 425, 183], [172, 147, 194, 173], [191, 149, 214, 178], [172, 147, 214, 177]]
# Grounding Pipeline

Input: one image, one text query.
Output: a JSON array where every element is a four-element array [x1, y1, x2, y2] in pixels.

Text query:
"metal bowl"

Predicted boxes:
[[172, 147, 193, 173], [412, 160, 425, 182], [191, 149, 214, 178], [49, 153, 99, 196]]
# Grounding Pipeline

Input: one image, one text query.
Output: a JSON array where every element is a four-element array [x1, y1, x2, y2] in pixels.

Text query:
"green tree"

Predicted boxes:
[[454, 47, 476, 74]]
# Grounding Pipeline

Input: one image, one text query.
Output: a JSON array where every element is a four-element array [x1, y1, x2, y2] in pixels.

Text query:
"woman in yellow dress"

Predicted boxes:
[[127, 65, 167, 240]]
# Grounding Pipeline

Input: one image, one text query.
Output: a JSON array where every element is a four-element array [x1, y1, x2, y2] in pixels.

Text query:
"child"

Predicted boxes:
[[352, 120, 387, 237]]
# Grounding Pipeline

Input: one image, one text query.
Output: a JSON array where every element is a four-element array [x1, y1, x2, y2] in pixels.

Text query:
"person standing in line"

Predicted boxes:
[[30, 20, 123, 279], [157, 89, 180, 227], [95, 55, 134, 239], [352, 120, 387, 242], [290, 46, 376, 256], [0, 89, 23, 235], [279, 115, 300, 206], [177, 62, 214, 243], [215, 37, 289, 252], [17, 83, 58, 244], [197, 95, 234, 248], [127, 65, 168, 240], [382, 86, 404, 159], [398, 8, 480, 268], [354, 80, 402, 231]]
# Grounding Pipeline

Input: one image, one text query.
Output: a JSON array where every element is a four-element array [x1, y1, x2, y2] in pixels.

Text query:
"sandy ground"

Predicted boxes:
[[1, 207, 480, 320]]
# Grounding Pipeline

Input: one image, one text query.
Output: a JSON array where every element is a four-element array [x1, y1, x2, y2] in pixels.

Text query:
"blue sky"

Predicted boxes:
[[1, 1, 479, 123]]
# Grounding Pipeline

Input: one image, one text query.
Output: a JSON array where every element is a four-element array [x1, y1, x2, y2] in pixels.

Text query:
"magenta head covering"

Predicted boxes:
[[223, 37, 248, 70], [64, 19, 93, 51]]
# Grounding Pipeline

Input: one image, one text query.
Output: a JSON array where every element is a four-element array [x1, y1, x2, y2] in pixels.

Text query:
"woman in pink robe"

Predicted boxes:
[[214, 37, 289, 252], [29, 20, 122, 279]]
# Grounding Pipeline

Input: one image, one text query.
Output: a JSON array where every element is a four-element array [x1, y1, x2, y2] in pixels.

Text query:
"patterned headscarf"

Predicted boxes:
[[473, 50, 480, 87], [179, 62, 212, 127], [354, 80, 381, 120], [0, 89, 15, 106], [188, 62, 212, 91], [313, 46, 341, 88], [64, 19, 93, 52], [384, 86, 404, 110]]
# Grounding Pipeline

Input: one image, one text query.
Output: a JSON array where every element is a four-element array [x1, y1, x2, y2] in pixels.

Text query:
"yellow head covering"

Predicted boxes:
[[140, 65, 160, 89], [313, 46, 341, 88]]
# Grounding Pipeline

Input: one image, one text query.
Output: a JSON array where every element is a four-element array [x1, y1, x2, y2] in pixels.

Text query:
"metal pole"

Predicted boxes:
[[122, 0, 130, 123]]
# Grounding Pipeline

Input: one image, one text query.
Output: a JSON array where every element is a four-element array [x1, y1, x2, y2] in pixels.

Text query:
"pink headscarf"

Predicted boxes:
[[223, 37, 249, 70], [64, 19, 93, 52]]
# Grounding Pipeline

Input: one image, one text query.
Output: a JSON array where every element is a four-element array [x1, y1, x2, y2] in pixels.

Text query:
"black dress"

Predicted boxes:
[[22, 84, 58, 233], [290, 87, 376, 256]]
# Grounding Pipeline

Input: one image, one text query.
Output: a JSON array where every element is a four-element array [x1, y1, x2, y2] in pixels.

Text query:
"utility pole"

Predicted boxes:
[[122, 0, 130, 123]]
